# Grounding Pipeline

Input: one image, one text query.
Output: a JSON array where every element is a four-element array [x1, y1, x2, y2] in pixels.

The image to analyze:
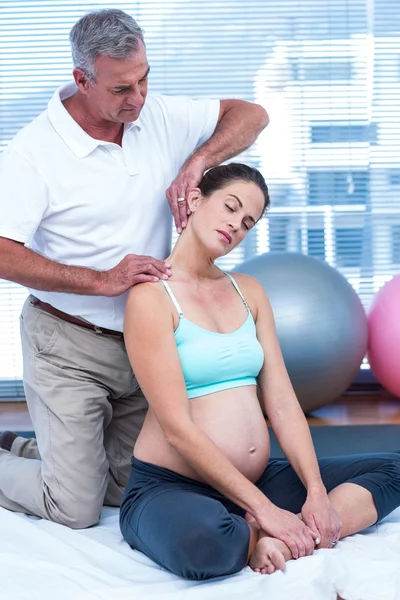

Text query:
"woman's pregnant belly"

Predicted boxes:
[[134, 385, 270, 483]]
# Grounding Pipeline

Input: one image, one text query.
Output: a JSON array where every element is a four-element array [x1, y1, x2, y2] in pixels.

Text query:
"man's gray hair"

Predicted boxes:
[[69, 9, 145, 83]]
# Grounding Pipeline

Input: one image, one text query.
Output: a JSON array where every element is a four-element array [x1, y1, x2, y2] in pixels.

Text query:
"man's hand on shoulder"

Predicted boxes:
[[96, 254, 172, 297]]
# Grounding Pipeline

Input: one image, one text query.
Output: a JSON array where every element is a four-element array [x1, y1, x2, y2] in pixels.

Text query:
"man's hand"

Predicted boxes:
[[97, 254, 172, 296], [166, 155, 206, 234], [301, 490, 342, 549]]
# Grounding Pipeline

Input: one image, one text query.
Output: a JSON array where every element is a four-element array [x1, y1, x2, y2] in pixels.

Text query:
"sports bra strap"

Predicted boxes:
[[162, 273, 249, 318], [161, 280, 184, 317], [223, 271, 250, 312]]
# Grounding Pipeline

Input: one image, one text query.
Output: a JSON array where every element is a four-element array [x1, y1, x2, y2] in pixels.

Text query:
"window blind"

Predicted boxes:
[[1, 0, 399, 398]]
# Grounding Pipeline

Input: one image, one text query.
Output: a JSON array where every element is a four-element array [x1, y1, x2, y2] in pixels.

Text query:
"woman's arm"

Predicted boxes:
[[124, 282, 316, 557], [248, 276, 341, 546], [250, 278, 325, 493]]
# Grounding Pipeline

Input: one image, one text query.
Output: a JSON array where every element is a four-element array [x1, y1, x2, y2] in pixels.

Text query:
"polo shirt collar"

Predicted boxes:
[[47, 82, 142, 159]]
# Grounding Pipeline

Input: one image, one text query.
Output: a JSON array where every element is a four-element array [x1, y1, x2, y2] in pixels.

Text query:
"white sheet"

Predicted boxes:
[[1, 506, 399, 600]]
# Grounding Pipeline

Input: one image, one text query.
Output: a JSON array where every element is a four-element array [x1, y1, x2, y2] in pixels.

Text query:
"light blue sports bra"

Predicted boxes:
[[161, 272, 264, 398]]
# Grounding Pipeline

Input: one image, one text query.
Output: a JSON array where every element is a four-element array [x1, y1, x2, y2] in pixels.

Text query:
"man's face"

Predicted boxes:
[[79, 43, 149, 124]]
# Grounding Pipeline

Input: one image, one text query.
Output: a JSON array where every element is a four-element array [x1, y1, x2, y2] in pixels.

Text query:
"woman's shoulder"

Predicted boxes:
[[227, 271, 268, 300], [126, 280, 172, 313], [227, 271, 272, 322]]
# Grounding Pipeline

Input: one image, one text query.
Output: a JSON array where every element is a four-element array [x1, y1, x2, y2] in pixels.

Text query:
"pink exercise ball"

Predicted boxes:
[[368, 275, 400, 397]]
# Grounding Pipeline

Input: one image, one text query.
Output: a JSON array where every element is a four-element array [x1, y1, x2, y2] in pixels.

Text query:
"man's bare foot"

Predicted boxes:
[[249, 533, 291, 575]]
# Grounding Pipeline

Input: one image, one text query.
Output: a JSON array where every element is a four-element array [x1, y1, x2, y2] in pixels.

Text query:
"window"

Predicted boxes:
[[336, 228, 363, 268], [389, 171, 400, 187], [299, 60, 353, 81], [308, 171, 370, 206], [392, 226, 400, 264], [311, 124, 377, 144], [1, 0, 400, 396], [306, 228, 326, 261], [294, 227, 363, 267]]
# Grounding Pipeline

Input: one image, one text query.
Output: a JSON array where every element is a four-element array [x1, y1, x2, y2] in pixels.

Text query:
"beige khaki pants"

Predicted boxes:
[[0, 297, 148, 528]]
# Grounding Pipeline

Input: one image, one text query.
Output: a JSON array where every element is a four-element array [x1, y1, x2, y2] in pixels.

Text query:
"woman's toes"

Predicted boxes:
[[259, 563, 276, 575], [270, 548, 286, 571], [266, 563, 276, 575], [250, 537, 287, 574]]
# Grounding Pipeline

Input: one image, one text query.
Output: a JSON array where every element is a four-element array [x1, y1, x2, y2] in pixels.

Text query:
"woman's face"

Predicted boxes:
[[188, 180, 265, 258]]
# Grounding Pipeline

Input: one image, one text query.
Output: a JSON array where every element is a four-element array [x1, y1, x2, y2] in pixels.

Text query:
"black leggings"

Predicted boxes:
[[120, 453, 400, 580]]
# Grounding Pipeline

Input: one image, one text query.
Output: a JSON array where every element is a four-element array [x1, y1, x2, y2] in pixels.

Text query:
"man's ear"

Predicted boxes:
[[72, 67, 92, 94], [187, 188, 202, 213]]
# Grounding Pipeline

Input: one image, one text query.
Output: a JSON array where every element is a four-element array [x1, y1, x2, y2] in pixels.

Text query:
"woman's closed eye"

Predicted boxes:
[[225, 204, 251, 230]]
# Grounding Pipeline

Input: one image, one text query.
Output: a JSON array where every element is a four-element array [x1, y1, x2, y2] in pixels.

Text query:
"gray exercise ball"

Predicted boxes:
[[234, 252, 368, 413]]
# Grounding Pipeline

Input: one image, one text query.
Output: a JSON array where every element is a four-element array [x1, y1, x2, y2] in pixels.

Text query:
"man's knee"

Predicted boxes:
[[52, 502, 102, 529], [46, 484, 106, 529]]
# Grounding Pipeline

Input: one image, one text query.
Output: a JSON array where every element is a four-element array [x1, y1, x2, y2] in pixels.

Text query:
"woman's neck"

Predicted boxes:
[[167, 228, 219, 282]]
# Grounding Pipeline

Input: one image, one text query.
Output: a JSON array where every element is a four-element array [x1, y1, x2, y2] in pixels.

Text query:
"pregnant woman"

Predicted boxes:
[[120, 162, 400, 580]]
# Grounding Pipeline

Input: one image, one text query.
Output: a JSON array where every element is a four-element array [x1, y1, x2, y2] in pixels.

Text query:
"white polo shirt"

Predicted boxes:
[[0, 83, 219, 331]]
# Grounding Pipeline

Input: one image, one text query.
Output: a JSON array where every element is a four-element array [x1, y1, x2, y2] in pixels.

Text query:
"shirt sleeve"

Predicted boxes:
[[0, 149, 49, 244], [156, 94, 220, 170]]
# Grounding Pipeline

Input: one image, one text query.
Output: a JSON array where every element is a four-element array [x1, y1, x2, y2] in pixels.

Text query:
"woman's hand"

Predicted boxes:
[[255, 504, 319, 559], [301, 490, 342, 549]]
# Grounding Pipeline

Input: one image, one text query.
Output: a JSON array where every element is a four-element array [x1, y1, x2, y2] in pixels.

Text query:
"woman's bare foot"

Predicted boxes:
[[249, 532, 292, 575]]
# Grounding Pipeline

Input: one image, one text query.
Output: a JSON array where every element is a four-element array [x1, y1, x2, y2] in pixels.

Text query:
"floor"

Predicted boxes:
[[1, 388, 399, 431], [306, 388, 400, 426]]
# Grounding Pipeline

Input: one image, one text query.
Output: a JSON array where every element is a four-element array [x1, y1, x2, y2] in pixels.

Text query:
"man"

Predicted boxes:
[[0, 8, 268, 528]]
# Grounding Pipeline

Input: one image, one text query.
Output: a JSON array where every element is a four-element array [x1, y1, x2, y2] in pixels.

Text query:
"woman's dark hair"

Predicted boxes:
[[198, 163, 270, 219]]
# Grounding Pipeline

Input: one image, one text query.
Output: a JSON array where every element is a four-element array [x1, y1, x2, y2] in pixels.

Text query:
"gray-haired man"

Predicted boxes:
[[0, 9, 268, 528]]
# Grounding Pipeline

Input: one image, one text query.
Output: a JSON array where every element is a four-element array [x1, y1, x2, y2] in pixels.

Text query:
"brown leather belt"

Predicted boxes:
[[29, 296, 123, 338]]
